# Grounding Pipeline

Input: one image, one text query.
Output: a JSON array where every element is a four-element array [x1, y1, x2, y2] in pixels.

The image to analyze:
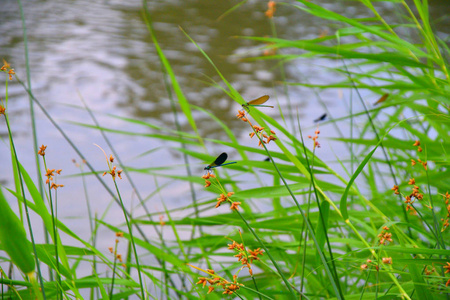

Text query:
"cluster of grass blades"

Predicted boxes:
[[1, 0, 450, 299]]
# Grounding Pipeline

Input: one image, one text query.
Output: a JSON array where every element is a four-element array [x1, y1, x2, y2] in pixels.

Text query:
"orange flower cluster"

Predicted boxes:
[[39, 146, 64, 189], [263, 42, 277, 56], [308, 129, 321, 149], [410, 140, 427, 170], [1, 59, 15, 80], [230, 201, 241, 210], [413, 140, 422, 152], [402, 180, 425, 214], [0, 105, 5, 115], [391, 185, 400, 195], [377, 226, 393, 245], [0, 60, 9, 71], [424, 265, 448, 287], [424, 266, 435, 275], [8, 69, 15, 80], [236, 109, 277, 147], [216, 194, 226, 207], [44, 169, 56, 184], [265, 1, 276, 18], [109, 235, 126, 268], [50, 182, 64, 190], [201, 172, 239, 210], [236, 110, 246, 121], [38, 144, 47, 156], [411, 158, 427, 170], [215, 192, 238, 210], [444, 262, 450, 274], [382, 257, 392, 264], [360, 258, 372, 270], [72, 158, 87, 168], [441, 192, 450, 231], [393, 176, 428, 215], [360, 257, 392, 271], [95, 147, 123, 182], [45, 168, 64, 190], [395, 150, 449, 233], [228, 240, 264, 276], [196, 270, 244, 295], [409, 185, 424, 201], [253, 126, 277, 147], [102, 164, 122, 180], [159, 215, 166, 226], [202, 172, 215, 187]]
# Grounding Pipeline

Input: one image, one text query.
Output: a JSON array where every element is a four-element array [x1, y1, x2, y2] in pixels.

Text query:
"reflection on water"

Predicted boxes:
[[0, 0, 448, 255], [2, 0, 448, 134]]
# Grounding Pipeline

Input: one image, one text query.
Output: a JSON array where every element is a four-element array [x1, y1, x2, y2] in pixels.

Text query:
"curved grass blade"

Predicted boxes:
[[340, 120, 406, 220], [0, 188, 35, 275], [141, 5, 204, 147]]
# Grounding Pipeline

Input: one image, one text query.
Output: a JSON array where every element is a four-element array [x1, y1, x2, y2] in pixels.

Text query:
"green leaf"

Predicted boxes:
[[0, 188, 35, 274]]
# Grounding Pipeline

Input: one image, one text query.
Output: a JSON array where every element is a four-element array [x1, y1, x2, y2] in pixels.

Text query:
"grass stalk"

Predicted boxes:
[[2, 112, 46, 300]]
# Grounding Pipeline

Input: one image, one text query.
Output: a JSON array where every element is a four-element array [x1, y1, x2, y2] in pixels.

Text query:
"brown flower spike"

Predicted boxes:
[[237, 108, 277, 146], [228, 239, 264, 276], [45, 169, 55, 184], [194, 268, 243, 296], [308, 129, 321, 149], [444, 262, 450, 274], [1, 60, 15, 80], [265, 1, 276, 18], [391, 185, 399, 194], [382, 257, 392, 264], [378, 227, 393, 245], [38, 145, 47, 156]]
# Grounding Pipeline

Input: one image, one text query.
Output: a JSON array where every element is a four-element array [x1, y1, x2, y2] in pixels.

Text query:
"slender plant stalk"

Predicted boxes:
[[3, 113, 46, 300], [112, 181, 145, 299]]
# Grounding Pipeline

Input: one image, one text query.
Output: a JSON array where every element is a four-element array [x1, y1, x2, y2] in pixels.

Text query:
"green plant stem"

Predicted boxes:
[[109, 242, 118, 299], [233, 209, 297, 298], [246, 119, 343, 298], [112, 180, 145, 299], [17, 0, 53, 284], [159, 64, 206, 271], [423, 150, 446, 249], [3, 114, 46, 300], [297, 120, 344, 299], [254, 107, 417, 298], [78, 95, 165, 238], [76, 95, 181, 296], [78, 163, 98, 299], [40, 157, 62, 300], [17, 0, 42, 194], [340, 58, 414, 237], [47, 183, 61, 299]]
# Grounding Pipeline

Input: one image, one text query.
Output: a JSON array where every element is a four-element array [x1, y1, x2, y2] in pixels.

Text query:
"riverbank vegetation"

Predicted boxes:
[[1, 0, 449, 299]]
